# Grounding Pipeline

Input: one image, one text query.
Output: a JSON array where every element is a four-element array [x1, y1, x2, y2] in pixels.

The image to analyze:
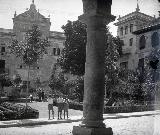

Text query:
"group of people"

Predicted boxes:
[[47, 95, 69, 120], [37, 89, 45, 102]]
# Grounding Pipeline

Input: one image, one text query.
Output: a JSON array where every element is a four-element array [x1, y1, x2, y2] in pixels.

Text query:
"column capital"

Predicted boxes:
[[79, 0, 115, 25], [82, 0, 112, 15]]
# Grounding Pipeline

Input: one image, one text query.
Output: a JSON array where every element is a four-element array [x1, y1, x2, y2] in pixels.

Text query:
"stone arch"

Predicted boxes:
[[139, 35, 146, 50], [151, 32, 159, 47]]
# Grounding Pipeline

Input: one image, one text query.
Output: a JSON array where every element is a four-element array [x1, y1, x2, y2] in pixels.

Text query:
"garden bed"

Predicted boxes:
[[0, 102, 39, 120]]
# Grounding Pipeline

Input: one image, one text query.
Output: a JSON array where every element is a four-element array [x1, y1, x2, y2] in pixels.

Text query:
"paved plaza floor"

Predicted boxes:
[[0, 110, 160, 135], [0, 102, 160, 134]]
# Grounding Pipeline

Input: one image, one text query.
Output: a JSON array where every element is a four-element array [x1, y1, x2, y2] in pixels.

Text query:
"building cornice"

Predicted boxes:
[[133, 23, 160, 35], [114, 11, 154, 26]]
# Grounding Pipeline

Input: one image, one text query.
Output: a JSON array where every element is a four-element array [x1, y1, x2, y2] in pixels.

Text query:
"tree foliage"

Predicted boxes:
[[57, 20, 125, 101], [9, 25, 50, 66], [141, 48, 160, 102], [48, 64, 65, 93], [58, 20, 87, 76], [58, 20, 123, 77]]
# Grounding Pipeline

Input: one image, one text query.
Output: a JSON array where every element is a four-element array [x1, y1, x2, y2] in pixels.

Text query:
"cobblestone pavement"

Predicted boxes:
[[0, 114, 160, 135]]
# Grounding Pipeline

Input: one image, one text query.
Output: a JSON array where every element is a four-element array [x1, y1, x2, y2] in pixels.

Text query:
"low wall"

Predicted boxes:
[[68, 102, 160, 113]]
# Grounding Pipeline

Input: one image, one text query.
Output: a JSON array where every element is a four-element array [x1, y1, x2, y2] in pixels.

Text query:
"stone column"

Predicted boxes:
[[72, 0, 115, 135]]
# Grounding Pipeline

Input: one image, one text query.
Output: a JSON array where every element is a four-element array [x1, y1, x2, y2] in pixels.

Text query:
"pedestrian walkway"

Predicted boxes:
[[0, 110, 160, 128]]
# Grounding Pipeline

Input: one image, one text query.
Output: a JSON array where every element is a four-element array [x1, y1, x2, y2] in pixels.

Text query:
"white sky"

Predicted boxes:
[[0, 0, 159, 36]]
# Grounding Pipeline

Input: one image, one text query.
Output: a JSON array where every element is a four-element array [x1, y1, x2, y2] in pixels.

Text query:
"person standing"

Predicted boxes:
[[29, 94, 33, 102], [38, 89, 42, 102], [63, 97, 69, 119], [57, 96, 64, 119], [47, 94, 54, 120]]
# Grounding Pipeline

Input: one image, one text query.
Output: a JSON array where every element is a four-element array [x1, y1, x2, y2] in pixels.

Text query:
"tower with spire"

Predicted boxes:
[[136, 0, 140, 12], [114, 0, 154, 71]]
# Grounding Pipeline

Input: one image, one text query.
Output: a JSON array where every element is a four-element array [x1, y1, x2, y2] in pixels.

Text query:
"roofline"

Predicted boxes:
[[133, 24, 160, 35], [114, 11, 154, 26]]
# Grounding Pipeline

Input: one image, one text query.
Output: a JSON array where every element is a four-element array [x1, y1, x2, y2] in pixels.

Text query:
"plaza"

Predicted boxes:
[[0, 0, 160, 135]]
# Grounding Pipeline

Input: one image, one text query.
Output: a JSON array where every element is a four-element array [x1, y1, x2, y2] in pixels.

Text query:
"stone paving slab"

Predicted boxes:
[[0, 110, 160, 128]]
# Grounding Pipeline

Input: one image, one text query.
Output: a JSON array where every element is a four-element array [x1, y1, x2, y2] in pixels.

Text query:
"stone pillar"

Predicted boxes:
[[72, 0, 115, 135]]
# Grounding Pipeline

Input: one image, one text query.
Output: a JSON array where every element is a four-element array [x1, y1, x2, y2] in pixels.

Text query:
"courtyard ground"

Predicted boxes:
[[0, 102, 160, 135], [19, 101, 83, 118], [0, 112, 160, 135]]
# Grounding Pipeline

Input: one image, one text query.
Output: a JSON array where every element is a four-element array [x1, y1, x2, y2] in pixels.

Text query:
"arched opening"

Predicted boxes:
[[139, 35, 146, 50]]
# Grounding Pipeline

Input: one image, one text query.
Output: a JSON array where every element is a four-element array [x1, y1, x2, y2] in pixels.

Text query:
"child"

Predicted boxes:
[[47, 94, 54, 120]]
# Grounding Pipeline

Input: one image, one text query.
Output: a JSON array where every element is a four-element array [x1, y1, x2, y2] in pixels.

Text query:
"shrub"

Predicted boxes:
[[68, 101, 83, 110], [0, 102, 39, 120], [104, 104, 158, 114]]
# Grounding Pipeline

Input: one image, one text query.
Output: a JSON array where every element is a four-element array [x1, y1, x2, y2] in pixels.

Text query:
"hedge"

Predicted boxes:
[[104, 104, 160, 114], [68, 101, 83, 110], [64, 101, 159, 113]]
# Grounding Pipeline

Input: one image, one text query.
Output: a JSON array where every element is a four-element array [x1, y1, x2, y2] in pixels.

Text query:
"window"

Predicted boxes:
[[1, 47, 5, 52], [138, 58, 144, 70], [57, 48, 60, 55], [0, 60, 5, 69], [129, 38, 133, 46], [1, 47, 5, 55], [53, 48, 56, 55], [125, 26, 128, 34], [20, 65, 22, 69], [37, 67, 39, 69], [120, 27, 123, 36], [53, 48, 61, 56], [120, 62, 128, 69], [151, 32, 159, 47], [130, 24, 133, 33], [139, 35, 146, 50]]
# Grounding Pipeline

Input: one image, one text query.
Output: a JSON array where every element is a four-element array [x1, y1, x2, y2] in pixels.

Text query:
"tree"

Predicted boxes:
[[141, 48, 160, 103], [9, 25, 50, 104], [0, 73, 12, 97], [48, 64, 65, 95], [57, 20, 124, 102], [58, 20, 87, 76]]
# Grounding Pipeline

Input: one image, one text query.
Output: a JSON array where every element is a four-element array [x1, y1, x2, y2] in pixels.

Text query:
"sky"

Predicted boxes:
[[0, 0, 159, 36]]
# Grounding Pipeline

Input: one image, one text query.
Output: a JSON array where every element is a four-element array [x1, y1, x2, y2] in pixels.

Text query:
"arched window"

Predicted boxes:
[[120, 27, 123, 36], [139, 35, 146, 50], [151, 32, 159, 47], [125, 26, 128, 34], [130, 24, 133, 33], [53, 48, 56, 55]]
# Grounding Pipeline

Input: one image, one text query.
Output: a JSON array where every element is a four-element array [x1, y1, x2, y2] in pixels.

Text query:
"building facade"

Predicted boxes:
[[114, 4, 160, 72], [0, 1, 65, 96]]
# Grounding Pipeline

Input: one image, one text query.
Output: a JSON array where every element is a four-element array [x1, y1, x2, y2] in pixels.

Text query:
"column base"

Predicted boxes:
[[72, 126, 113, 135]]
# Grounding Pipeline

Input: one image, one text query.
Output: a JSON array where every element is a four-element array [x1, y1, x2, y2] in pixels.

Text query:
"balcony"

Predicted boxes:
[[122, 46, 132, 54]]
